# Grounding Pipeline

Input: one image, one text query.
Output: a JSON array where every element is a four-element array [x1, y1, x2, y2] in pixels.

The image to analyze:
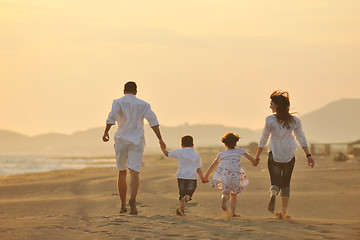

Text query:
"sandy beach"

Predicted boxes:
[[0, 153, 359, 240]]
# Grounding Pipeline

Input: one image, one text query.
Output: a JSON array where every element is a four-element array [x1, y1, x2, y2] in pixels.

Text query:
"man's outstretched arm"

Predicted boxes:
[[151, 125, 166, 149]]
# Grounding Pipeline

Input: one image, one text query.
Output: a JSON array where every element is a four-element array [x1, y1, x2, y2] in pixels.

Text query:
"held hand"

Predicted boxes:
[[307, 157, 315, 168], [102, 132, 110, 142], [253, 157, 260, 166], [202, 177, 209, 184], [159, 139, 166, 149]]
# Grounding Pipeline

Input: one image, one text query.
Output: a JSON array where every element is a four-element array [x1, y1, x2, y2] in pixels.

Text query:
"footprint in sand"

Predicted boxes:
[[186, 202, 199, 207], [139, 204, 150, 208], [304, 225, 318, 230], [163, 234, 183, 237], [321, 222, 336, 226]]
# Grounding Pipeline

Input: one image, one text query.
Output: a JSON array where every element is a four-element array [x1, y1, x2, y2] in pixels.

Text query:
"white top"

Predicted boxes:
[[216, 147, 247, 172], [259, 115, 308, 163], [168, 147, 202, 180], [106, 94, 159, 146]]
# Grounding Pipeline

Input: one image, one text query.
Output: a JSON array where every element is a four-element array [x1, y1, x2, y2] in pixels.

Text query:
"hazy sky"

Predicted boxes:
[[1, 0, 359, 136]]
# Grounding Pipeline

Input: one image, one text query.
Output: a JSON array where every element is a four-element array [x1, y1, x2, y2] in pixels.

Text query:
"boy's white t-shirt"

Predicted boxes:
[[168, 147, 202, 180]]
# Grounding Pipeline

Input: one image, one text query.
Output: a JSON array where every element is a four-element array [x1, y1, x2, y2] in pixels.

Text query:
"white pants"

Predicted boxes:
[[114, 139, 144, 172]]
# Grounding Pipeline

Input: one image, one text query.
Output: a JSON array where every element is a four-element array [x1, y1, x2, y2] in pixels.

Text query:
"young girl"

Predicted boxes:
[[204, 132, 256, 217]]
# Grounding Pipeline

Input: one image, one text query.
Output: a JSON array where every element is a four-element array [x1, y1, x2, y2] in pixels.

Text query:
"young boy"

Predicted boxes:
[[161, 135, 207, 216]]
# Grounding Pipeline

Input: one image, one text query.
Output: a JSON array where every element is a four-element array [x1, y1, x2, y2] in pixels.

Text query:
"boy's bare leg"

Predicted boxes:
[[230, 193, 238, 217], [118, 170, 127, 213], [176, 195, 188, 216], [179, 198, 185, 211], [129, 169, 139, 215], [176, 200, 182, 216], [177, 198, 186, 216]]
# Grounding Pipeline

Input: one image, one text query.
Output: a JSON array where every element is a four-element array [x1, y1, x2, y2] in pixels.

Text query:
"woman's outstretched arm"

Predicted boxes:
[[302, 146, 315, 168], [254, 147, 263, 166]]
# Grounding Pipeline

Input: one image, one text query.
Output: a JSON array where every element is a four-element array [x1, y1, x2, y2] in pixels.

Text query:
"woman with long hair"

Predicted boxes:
[[254, 90, 315, 219]]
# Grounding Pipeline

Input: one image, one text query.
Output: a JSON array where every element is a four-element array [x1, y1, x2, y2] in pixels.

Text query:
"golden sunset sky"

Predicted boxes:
[[1, 0, 359, 136]]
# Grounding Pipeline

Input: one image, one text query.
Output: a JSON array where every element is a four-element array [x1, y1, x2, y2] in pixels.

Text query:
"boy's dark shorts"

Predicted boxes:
[[177, 178, 197, 200]]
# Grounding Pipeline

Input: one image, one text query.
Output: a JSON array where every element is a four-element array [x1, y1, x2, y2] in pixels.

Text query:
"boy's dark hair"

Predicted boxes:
[[124, 81, 137, 93], [181, 135, 193, 147], [221, 132, 240, 149]]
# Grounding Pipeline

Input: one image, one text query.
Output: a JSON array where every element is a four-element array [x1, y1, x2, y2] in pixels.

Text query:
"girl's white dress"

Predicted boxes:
[[210, 147, 249, 194]]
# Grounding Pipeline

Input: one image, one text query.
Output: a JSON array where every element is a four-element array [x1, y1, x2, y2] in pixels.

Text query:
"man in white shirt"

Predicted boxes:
[[102, 81, 166, 215]]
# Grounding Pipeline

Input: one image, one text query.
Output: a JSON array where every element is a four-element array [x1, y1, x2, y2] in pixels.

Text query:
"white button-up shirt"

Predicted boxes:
[[168, 147, 203, 180], [106, 94, 159, 146], [259, 115, 308, 163]]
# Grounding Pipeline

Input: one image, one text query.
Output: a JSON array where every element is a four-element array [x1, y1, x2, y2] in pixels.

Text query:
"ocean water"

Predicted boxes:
[[0, 155, 116, 176]]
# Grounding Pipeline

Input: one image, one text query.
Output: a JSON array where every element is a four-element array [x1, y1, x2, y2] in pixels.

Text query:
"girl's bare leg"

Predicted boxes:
[[221, 193, 230, 212], [230, 193, 238, 216]]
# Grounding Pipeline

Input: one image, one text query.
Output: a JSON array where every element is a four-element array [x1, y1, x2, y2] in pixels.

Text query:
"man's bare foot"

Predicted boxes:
[[129, 199, 138, 215], [119, 207, 127, 214], [176, 208, 185, 216], [268, 195, 276, 213]]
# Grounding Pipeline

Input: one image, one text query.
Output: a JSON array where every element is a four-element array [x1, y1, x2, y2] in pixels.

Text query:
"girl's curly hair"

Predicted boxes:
[[221, 132, 240, 149]]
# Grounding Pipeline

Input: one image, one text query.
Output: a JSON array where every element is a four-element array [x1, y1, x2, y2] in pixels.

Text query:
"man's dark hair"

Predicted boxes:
[[124, 81, 137, 93], [181, 135, 193, 147]]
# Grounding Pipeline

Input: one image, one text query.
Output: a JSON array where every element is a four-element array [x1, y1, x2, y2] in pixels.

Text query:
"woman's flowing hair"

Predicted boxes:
[[270, 90, 295, 129]]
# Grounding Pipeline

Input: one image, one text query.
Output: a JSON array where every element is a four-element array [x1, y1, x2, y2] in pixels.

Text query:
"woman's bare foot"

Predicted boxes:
[[129, 198, 138, 215], [268, 195, 276, 213]]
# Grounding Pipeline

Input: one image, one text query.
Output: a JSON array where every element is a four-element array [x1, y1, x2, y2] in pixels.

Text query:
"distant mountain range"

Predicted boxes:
[[300, 98, 360, 143], [0, 98, 359, 156]]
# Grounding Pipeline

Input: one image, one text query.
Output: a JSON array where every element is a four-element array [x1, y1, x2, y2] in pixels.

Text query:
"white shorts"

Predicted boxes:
[[114, 139, 144, 172]]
